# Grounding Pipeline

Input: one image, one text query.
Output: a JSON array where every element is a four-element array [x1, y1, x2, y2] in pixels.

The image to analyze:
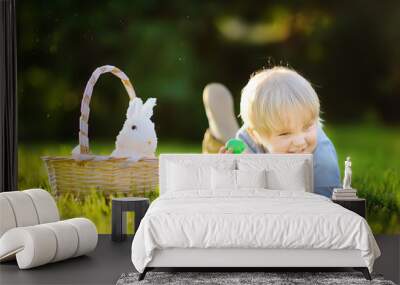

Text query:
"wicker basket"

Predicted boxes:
[[42, 65, 158, 197]]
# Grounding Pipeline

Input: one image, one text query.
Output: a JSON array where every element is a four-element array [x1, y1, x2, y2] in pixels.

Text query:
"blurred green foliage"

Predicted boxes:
[[17, 1, 400, 142]]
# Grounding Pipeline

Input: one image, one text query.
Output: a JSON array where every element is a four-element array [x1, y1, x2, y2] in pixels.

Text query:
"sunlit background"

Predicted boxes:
[[17, 1, 400, 234]]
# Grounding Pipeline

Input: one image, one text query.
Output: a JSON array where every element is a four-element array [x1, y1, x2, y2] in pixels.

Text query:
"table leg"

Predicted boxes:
[[112, 202, 124, 241], [134, 202, 149, 235]]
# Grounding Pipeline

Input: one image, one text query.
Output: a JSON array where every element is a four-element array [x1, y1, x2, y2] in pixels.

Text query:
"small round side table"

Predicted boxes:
[[111, 197, 149, 242]]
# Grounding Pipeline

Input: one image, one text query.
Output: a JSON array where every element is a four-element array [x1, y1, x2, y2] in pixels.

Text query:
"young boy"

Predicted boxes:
[[220, 66, 341, 198]]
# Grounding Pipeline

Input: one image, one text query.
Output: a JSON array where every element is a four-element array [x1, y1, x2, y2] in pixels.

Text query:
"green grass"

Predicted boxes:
[[324, 124, 400, 234], [18, 124, 400, 234]]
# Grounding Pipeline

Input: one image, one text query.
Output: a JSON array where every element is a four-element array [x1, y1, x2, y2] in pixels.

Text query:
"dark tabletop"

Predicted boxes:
[[112, 197, 149, 202]]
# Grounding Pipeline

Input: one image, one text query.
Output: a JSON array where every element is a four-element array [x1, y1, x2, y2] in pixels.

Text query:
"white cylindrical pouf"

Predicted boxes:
[[42, 221, 79, 262], [0, 189, 98, 269], [24, 189, 60, 223], [0, 196, 17, 237], [64, 218, 98, 257], [0, 226, 57, 269], [0, 192, 39, 227]]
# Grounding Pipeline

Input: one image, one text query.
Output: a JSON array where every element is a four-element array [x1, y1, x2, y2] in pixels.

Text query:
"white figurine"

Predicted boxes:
[[342, 156, 352, 189], [111, 97, 157, 162]]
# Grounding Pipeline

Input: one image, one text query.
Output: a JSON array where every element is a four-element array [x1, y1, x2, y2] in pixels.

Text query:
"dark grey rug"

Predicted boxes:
[[116, 271, 396, 285]]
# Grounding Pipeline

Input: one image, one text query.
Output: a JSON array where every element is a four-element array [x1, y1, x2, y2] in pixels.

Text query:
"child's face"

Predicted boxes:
[[251, 118, 318, 154]]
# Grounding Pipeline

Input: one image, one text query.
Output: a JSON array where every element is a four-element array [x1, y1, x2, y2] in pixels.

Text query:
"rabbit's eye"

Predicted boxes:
[[131, 125, 137, 130]]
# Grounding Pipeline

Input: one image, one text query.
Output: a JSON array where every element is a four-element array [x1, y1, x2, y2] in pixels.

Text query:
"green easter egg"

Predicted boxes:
[[225, 138, 246, 154]]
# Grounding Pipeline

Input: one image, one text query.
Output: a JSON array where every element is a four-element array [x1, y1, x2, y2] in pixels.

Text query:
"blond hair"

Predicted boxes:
[[240, 66, 321, 137]]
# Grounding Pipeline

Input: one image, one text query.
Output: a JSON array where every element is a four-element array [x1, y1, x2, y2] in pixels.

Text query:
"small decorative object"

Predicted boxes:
[[225, 138, 246, 154], [343, 156, 352, 189], [111, 97, 157, 162], [332, 156, 357, 200], [43, 65, 158, 196]]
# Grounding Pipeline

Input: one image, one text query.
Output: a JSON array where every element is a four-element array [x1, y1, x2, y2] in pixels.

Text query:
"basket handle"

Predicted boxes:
[[76, 65, 136, 154]]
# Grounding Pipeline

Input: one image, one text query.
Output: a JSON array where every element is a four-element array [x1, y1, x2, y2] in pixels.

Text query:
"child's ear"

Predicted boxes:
[[246, 127, 256, 142], [247, 127, 264, 145], [247, 127, 257, 139]]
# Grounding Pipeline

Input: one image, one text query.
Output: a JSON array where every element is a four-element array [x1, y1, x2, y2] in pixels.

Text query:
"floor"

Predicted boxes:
[[0, 235, 135, 285], [0, 235, 399, 285]]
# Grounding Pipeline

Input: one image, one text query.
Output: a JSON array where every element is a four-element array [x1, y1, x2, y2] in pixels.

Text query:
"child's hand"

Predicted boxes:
[[218, 146, 233, 154]]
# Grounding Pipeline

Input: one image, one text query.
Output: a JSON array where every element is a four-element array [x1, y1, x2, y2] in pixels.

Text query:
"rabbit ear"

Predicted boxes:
[[127, 98, 143, 119], [141, 98, 157, 119]]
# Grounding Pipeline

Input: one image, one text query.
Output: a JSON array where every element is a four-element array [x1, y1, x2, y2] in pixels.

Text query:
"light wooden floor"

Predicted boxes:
[[0, 235, 398, 285]]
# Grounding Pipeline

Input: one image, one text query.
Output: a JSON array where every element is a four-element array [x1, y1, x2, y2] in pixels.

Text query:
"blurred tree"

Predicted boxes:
[[17, 0, 400, 143]]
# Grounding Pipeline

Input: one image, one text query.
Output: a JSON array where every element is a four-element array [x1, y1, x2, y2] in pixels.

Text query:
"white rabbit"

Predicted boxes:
[[111, 97, 158, 162]]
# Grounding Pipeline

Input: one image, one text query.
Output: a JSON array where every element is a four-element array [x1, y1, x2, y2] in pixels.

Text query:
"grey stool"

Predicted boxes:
[[111, 197, 149, 242]]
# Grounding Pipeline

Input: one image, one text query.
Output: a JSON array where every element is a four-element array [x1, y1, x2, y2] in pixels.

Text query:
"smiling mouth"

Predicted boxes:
[[289, 147, 307, 153]]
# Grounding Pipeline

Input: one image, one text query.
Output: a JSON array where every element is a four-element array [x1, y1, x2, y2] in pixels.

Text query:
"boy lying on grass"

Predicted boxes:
[[219, 66, 341, 198]]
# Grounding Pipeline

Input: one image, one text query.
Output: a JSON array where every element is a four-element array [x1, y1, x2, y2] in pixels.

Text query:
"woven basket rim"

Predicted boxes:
[[41, 155, 158, 162]]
